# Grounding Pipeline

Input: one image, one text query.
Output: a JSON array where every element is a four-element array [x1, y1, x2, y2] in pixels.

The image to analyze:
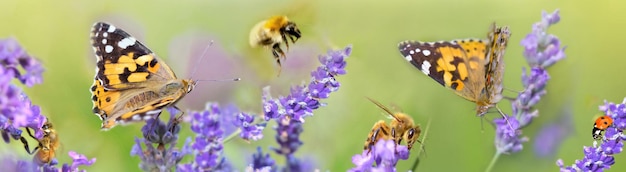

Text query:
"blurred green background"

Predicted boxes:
[[2, 0, 626, 171]]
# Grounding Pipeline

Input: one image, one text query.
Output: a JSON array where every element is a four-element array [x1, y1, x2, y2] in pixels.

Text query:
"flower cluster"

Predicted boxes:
[[130, 108, 191, 171], [256, 46, 351, 171], [178, 104, 232, 171], [249, 146, 276, 171], [0, 38, 46, 144], [0, 37, 95, 172], [557, 98, 626, 171], [1, 151, 96, 172], [234, 112, 265, 141], [349, 139, 410, 172], [126, 45, 350, 171], [493, 9, 566, 154]]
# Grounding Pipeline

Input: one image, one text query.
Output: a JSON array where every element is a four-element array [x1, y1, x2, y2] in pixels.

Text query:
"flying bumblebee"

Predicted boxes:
[[363, 97, 421, 153], [18, 118, 60, 164], [249, 15, 302, 73]]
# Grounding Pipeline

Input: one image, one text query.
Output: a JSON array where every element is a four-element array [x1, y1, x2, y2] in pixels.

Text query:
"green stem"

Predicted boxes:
[[410, 118, 432, 171], [485, 151, 502, 172], [223, 128, 241, 143]]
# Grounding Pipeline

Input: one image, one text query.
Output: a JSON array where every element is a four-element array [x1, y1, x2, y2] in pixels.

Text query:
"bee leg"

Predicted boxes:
[[25, 127, 38, 139], [24, 127, 41, 155], [19, 136, 34, 154], [271, 43, 285, 76], [281, 33, 290, 51], [288, 34, 298, 43]]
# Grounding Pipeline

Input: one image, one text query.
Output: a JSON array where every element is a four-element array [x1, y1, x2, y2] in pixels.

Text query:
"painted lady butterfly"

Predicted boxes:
[[398, 23, 511, 117], [90, 22, 195, 130]]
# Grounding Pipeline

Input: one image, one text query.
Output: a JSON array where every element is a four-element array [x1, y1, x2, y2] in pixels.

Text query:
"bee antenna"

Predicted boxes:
[[189, 40, 214, 80], [365, 97, 400, 121]]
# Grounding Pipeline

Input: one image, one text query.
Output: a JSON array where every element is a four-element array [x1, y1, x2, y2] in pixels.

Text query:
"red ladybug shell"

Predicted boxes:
[[592, 116, 614, 140]]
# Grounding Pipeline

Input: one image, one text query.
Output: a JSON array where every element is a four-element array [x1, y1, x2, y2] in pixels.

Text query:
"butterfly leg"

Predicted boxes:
[[172, 106, 186, 122], [495, 105, 515, 131], [502, 87, 525, 101]]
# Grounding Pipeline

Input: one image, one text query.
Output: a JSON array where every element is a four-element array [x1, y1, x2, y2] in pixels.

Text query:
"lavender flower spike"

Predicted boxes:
[[521, 9, 566, 68], [260, 45, 351, 171], [1, 38, 46, 143], [178, 103, 232, 171], [493, 9, 565, 155], [557, 98, 626, 171], [131, 108, 191, 172]]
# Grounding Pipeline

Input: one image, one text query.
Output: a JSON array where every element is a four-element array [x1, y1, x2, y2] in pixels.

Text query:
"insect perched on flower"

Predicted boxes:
[[249, 15, 302, 74], [397, 23, 511, 119], [363, 97, 421, 153], [19, 118, 60, 165], [592, 115, 614, 140], [89, 22, 196, 130]]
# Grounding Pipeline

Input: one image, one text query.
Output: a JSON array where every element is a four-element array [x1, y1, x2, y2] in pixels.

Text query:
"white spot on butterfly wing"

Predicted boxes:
[[421, 61, 431, 75], [107, 25, 116, 33], [118, 37, 136, 49], [423, 50, 431, 56], [105, 45, 113, 53], [405, 55, 412, 61]]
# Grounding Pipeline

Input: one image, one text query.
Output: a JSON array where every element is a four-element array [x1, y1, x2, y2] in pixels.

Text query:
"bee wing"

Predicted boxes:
[[365, 97, 401, 121]]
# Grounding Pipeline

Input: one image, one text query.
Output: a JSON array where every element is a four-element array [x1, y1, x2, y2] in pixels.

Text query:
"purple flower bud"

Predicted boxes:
[[349, 139, 409, 171], [235, 112, 266, 141]]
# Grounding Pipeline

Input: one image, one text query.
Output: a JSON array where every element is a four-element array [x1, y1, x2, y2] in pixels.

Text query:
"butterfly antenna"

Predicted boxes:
[[190, 40, 214, 79], [196, 78, 241, 82], [365, 97, 400, 121]]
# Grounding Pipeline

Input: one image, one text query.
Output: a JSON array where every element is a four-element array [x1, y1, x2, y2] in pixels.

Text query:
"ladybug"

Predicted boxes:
[[592, 116, 614, 140]]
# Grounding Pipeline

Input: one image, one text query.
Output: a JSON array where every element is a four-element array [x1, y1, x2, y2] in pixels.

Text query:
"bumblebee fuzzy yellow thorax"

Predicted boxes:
[[249, 16, 290, 47], [264, 16, 290, 31]]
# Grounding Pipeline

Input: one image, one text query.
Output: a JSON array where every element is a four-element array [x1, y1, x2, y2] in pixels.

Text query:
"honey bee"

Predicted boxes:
[[364, 97, 421, 153], [249, 15, 302, 73], [18, 118, 59, 164]]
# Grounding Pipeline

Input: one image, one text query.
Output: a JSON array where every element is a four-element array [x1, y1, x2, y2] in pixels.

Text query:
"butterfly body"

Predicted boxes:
[[90, 22, 195, 130], [398, 23, 510, 116]]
